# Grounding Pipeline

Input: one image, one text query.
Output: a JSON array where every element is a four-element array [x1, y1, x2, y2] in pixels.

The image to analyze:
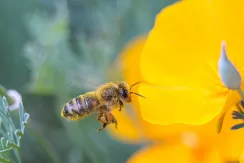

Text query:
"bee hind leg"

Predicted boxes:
[[97, 112, 110, 132], [97, 111, 104, 121], [97, 122, 109, 132], [110, 113, 118, 129], [97, 112, 118, 131]]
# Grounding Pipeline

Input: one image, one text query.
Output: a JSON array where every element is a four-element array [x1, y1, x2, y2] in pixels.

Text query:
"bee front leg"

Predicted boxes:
[[119, 100, 123, 111]]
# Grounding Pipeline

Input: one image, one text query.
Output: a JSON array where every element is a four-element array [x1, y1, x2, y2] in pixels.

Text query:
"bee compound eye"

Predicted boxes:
[[121, 89, 128, 99]]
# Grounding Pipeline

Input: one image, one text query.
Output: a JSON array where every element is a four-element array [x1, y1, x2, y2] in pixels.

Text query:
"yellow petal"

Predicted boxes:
[[192, 144, 223, 163], [120, 35, 147, 86], [143, 113, 221, 141], [127, 144, 192, 163], [140, 0, 221, 86], [107, 106, 144, 143], [141, 0, 244, 84], [138, 83, 229, 125], [107, 35, 147, 142], [111, 32, 225, 139], [127, 143, 222, 163], [107, 95, 222, 142], [240, 150, 244, 163], [139, 0, 244, 125], [216, 104, 244, 161]]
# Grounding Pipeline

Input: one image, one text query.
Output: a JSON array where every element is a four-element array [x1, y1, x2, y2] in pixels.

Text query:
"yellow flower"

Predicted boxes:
[[108, 32, 244, 162], [112, 105, 244, 163], [109, 35, 220, 142], [138, 0, 244, 125]]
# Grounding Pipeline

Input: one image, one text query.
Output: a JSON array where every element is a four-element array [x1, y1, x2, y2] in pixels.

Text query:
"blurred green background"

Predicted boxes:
[[0, 0, 177, 162]]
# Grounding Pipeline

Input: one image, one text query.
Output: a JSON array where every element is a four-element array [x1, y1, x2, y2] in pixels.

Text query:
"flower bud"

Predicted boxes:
[[7, 90, 22, 111], [218, 41, 241, 90]]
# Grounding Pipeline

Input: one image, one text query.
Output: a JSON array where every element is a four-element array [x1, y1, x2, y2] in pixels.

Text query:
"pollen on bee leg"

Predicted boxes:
[[97, 112, 118, 131], [97, 112, 110, 132]]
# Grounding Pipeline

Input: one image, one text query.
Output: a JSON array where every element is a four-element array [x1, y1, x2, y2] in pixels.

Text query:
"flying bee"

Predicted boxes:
[[61, 81, 145, 131]]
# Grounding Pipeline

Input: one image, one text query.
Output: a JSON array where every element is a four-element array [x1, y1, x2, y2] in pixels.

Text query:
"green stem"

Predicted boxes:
[[0, 148, 12, 154], [0, 86, 14, 106], [237, 88, 244, 100], [16, 148, 22, 163]]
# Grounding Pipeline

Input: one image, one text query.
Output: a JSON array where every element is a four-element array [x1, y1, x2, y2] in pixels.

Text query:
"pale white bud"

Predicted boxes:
[[7, 90, 22, 111], [218, 41, 241, 90]]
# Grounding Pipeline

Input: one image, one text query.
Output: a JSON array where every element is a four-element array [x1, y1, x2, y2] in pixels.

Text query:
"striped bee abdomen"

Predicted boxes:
[[83, 92, 99, 114], [74, 96, 87, 116]]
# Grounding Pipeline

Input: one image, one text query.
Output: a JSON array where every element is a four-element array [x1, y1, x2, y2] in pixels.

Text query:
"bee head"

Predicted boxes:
[[118, 81, 131, 102], [61, 104, 80, 121], [117, 81, 145, 102]]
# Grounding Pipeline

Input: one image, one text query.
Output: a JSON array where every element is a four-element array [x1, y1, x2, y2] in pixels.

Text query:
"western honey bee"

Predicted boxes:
[[61, 81, 145, 131]]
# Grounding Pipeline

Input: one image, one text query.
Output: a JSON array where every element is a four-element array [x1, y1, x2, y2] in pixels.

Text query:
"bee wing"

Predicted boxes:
[[72, 75, 104, 91]]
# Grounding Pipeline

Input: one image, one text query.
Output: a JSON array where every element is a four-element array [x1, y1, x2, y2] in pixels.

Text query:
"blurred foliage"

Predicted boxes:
[[0, 0, 177, 162], [0, 97, 29, 163]]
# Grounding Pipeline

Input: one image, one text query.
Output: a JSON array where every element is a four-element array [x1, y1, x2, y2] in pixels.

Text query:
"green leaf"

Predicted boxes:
[[1, 137, 7, 150], [0, 94, 30, 162], [7, 142, 19, 149], [0, 148, 12, 154], [0, 156, 11, 163], [19, 103, 24, 132]]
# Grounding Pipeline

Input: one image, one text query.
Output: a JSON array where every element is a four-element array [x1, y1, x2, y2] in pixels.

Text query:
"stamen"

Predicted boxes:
[[231, 101, 244, 130], [241, 100, 244, 108], [232, 111, 244, 119], [231, 123, 244, 130]]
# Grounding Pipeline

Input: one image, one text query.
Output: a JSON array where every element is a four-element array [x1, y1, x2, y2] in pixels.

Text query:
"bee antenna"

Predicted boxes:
[[130, 81, 142, 90], [130, 92, 146, 99]]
